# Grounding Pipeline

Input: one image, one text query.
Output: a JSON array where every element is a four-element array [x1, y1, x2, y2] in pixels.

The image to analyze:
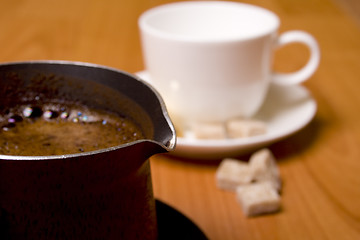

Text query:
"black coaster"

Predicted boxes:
[[156, 200, 208, 240]]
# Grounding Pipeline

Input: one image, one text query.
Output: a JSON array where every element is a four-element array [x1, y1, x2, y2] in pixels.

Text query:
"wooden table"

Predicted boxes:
[[1, 0, 359, 239]]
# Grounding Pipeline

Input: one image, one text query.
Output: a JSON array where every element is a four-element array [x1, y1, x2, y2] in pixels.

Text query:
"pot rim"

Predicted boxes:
[[0, 60, 176, 160]]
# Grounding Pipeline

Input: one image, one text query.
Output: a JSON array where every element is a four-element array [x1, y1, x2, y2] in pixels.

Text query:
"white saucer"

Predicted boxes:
[[135, 71, 317, 159]]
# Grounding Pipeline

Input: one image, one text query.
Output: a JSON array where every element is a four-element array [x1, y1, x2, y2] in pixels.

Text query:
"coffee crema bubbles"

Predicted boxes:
[[0, 103, 144, 156]]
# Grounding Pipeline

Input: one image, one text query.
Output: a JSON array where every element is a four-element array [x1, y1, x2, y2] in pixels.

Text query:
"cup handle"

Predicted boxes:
[[272, 30, 320, 85]]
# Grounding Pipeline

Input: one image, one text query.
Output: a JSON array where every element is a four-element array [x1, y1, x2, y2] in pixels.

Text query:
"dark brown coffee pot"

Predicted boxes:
[[0, 61, 176, 239]]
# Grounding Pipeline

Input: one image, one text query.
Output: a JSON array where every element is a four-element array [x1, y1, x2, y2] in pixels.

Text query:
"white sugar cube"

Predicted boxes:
[[226, 118, 267, 138], [236, 181, 281, 216], [249, 148, 282, 191], [192, 122, 226, 139], [216, 159, 253, 191]]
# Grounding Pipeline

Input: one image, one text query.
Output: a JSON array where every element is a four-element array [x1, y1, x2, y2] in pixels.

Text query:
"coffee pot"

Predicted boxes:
[[0, 61, 176, 239]]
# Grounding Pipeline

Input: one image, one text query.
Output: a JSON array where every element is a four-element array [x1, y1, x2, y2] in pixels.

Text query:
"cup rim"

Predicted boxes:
[[138, 1, 280, 43]]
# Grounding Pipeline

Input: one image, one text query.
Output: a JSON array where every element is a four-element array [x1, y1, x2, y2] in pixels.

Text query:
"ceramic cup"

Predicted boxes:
[[138, 1, 320, 129]]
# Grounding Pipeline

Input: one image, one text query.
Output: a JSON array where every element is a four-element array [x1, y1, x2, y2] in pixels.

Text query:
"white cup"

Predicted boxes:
[[138, 1, 320, 129]]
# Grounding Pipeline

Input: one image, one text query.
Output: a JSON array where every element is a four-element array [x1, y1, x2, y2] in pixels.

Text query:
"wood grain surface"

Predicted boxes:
[[0, 0, 359, 239]]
